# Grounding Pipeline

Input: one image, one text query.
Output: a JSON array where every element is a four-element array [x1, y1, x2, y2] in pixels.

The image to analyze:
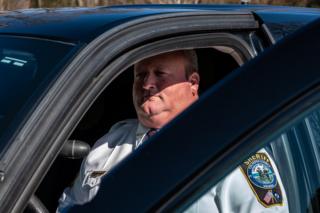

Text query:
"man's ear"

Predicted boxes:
[[189, 72, 200, 95]]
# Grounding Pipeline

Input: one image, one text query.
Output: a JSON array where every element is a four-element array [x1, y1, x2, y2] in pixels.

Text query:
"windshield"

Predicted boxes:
[[0, 35, 76, 154]]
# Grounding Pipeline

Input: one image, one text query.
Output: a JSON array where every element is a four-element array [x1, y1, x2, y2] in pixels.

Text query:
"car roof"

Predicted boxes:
[[0, 4, 319, 43]]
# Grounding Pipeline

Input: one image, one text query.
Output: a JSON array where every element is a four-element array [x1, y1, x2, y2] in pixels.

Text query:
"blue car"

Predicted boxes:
[[0, 4, 319, 213]]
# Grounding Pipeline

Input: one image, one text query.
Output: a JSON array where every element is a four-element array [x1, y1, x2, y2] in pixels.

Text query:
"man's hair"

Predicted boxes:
[[134, 50, 198, 78], [179, 49, 198, 78]]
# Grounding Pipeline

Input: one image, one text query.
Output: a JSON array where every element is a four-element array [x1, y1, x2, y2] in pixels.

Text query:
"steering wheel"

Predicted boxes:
[[25, 140, 90, 212]]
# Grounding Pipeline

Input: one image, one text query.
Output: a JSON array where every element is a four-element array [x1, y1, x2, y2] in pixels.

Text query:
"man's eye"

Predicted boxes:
[[155, 71, 166, 77], [135, 73, 145, 79]]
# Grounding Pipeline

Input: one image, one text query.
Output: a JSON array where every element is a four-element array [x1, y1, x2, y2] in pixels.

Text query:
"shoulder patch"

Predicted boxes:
[[240, 152, 283, 207]]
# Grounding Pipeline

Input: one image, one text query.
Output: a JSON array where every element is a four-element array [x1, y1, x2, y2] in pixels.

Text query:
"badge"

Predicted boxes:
[[82, 170, 106, 188], [90, 171, 106, 178], [240, 152, 283, 207]]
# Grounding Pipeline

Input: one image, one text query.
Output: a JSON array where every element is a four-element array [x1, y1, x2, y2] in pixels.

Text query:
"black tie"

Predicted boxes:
[[139, 129, 158, 146], [146, 128, 157, 140]]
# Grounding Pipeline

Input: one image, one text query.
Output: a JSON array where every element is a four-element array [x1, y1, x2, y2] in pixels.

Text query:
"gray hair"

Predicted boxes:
[[179, 49, 198, 78]]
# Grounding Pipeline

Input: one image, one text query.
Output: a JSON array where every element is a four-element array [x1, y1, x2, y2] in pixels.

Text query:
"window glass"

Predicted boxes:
[[305, 110, 320, 168], [182, 106, 320, 213], [0, 36, 76, 154]]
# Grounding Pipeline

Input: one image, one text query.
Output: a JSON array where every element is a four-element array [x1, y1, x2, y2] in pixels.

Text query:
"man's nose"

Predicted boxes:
[[143, 73, 157, 90]]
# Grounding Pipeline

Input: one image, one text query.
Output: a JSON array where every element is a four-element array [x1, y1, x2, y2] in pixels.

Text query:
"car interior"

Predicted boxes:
[[29, 47, 242, 212]]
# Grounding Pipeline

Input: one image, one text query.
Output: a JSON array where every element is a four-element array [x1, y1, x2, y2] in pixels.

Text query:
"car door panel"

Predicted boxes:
[[69, 17, 320, 212]]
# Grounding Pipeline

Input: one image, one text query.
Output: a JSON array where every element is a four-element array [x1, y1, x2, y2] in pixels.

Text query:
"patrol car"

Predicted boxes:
[[0, 4, 319, 213]]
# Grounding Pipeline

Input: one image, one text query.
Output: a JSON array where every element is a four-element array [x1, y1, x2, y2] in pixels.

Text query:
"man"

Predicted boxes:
[[58, 50, 288, 213], [57, 50, 200, 212]]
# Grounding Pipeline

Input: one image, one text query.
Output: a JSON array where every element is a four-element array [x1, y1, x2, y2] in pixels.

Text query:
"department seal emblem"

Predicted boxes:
[[240, 152, 283, 207], [247, 159, 277, 189]]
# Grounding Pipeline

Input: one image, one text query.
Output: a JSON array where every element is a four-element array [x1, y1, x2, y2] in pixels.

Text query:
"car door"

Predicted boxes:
[[69, 17, 320, 213], [0, 10, 269, 213]]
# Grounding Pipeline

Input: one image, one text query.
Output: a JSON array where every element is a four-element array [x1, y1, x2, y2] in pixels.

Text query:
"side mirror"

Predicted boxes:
[[60, 140, 90, 159]]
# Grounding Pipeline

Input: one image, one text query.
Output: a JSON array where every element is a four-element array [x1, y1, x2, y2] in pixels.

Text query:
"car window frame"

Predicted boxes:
[[0, 12, 261, 213], [65, 34, 256, 213], [68, 18, 320, 213]]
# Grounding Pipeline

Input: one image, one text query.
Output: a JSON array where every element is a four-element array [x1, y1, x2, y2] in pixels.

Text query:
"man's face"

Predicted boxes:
[[133, 51, 200, 129]]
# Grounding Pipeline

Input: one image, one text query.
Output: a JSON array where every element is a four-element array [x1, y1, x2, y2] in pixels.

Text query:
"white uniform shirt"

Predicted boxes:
[[57, 119, 148, 212], [185, 149, 289, 213], [57, 119, 288, 213]]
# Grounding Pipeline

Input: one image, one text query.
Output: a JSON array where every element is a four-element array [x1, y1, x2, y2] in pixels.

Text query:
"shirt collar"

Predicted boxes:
[[135, 123, 150, 147], [136, 122, 149, 137]]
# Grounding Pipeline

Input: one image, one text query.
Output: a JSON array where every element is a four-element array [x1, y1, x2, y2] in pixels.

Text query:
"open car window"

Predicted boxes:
[[37, 45, 248, 213], [64, 17, 320, 213], [13, 11, 268, 212]]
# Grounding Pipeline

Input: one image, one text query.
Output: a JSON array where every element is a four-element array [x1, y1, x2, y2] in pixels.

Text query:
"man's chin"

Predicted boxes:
[[138, 109, 171, 128], [139, 114, 167, 129]]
